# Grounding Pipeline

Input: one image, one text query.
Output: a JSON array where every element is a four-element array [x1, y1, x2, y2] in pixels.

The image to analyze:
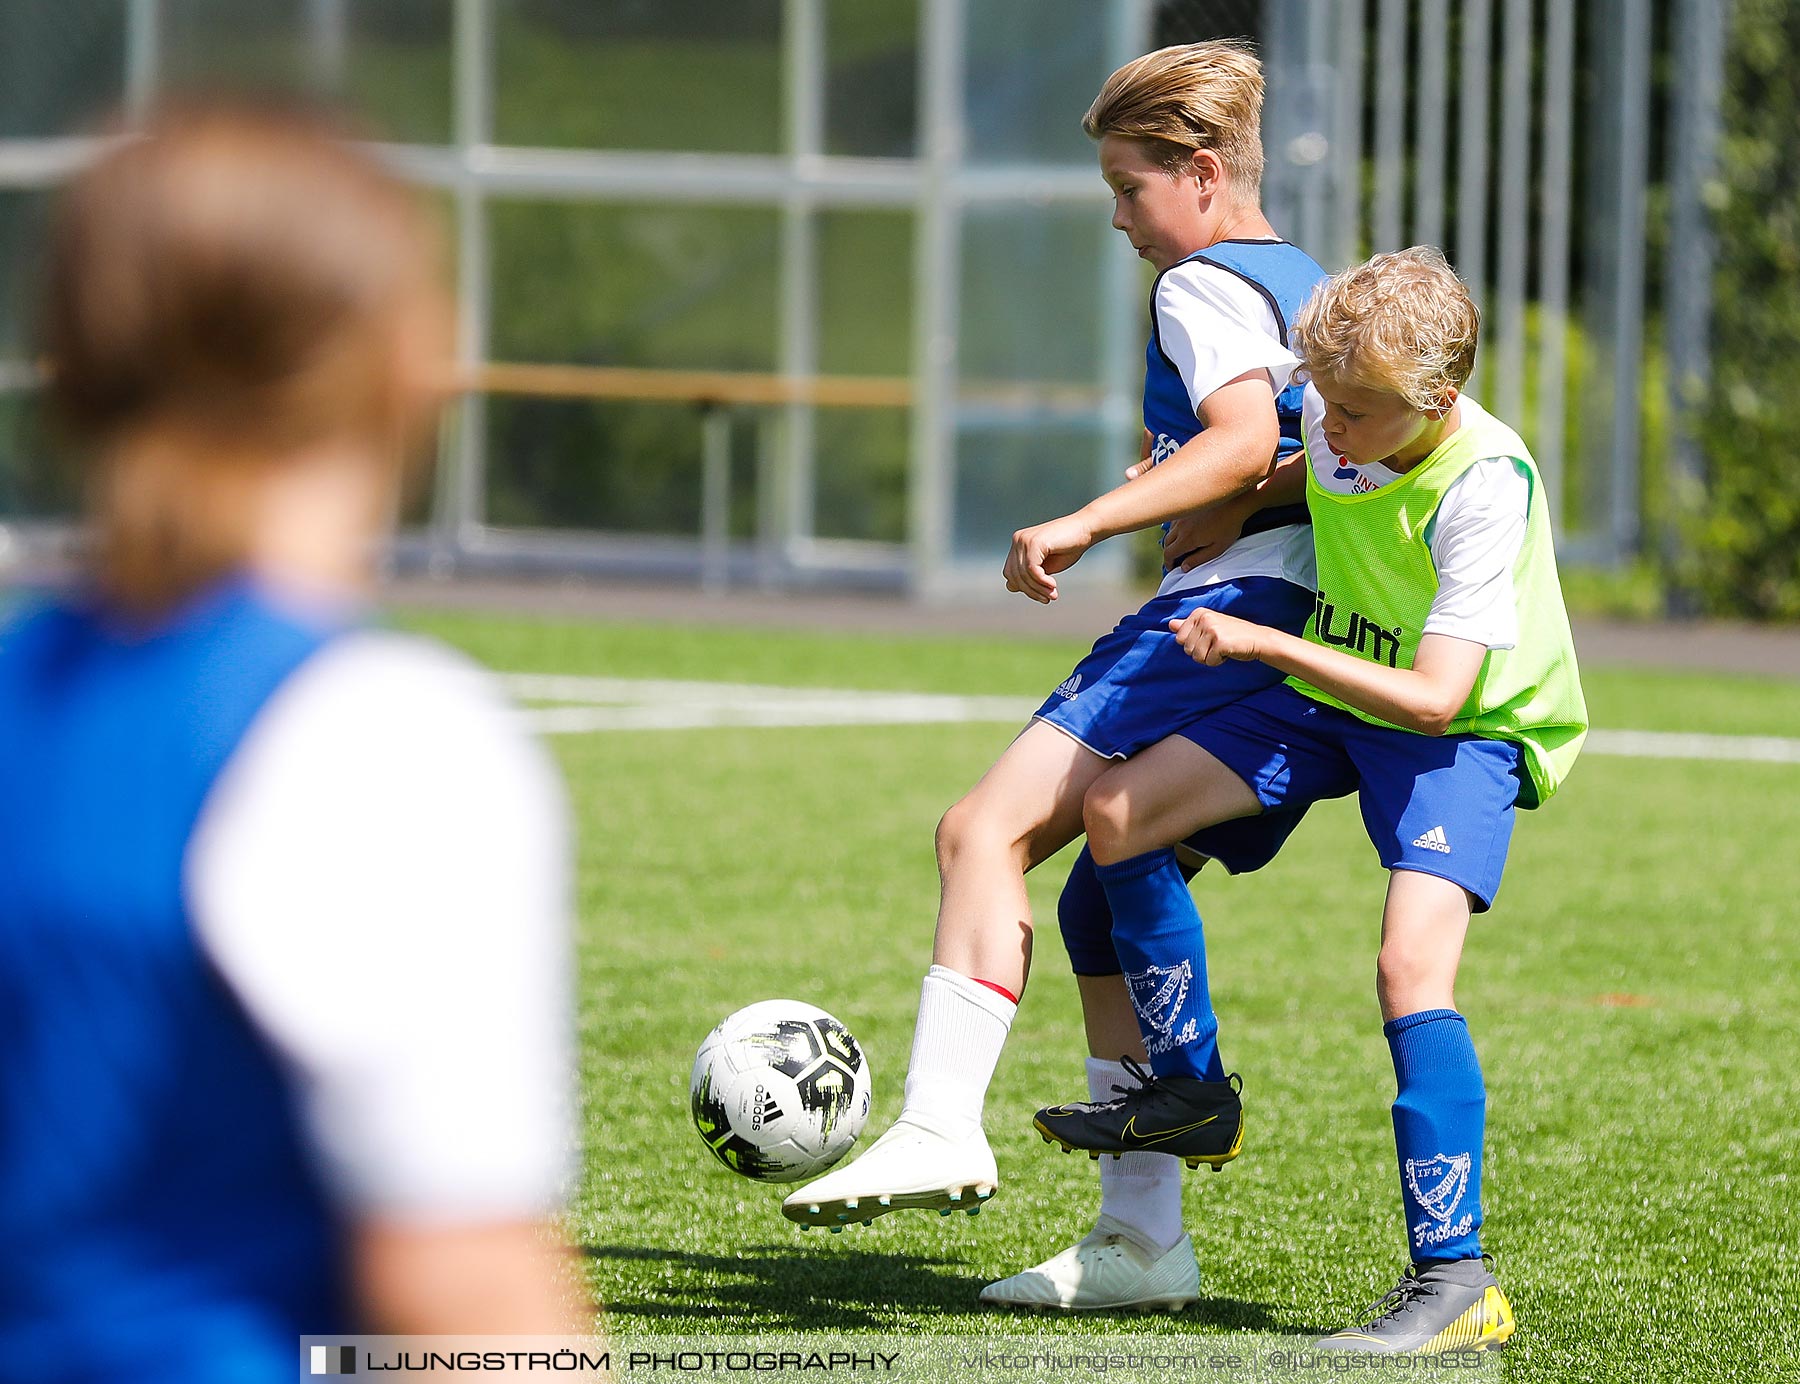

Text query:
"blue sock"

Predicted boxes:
[[1056, 845, 1120, 976], [1386, 1009, 1485, 1262], [1094, 849, 1225, 1082]]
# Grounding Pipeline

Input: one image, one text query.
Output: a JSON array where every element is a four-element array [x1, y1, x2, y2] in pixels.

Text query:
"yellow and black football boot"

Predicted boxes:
[[1316, 1257, 1515, 1354]]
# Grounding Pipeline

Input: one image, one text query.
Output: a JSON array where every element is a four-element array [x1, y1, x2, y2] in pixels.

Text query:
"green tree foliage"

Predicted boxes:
[[1694, 0, 1800, 617]]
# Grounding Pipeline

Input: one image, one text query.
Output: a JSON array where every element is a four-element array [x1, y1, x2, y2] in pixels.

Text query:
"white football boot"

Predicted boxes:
[[781, 1118, 998, 1230], [978, 1214, 1199, 1312]]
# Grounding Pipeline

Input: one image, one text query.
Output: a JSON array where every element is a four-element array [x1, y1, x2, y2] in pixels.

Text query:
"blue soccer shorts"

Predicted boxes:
[[1177, 682, 1527, 911], [1033, 576, 1315, 759], [1039, 575, 1315, 976]]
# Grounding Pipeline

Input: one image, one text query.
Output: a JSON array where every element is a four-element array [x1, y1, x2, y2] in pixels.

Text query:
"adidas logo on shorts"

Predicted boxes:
[[1054, 674, 1083, 701], [1411, 825, 1451, 854]]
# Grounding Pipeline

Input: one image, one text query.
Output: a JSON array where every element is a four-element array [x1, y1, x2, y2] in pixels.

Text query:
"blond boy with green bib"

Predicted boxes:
[[1035, 247, 1587, 1352]]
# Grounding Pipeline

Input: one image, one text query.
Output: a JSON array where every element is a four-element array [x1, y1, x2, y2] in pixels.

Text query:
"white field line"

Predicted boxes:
[[1583, 729, 1800, 764], [505, 674, 1036, 734], [503, 674, 1800, 765]]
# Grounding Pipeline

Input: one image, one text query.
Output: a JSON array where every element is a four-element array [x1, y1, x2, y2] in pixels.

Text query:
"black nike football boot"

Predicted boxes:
[[1033, 1056, 1244, 1170]]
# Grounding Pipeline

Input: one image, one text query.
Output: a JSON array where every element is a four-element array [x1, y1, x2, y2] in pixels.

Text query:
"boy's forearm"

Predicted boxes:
[[1251, 449, 1308, 507], [1079, 427, 1277, 542], [1249, 629, 1472, 736]]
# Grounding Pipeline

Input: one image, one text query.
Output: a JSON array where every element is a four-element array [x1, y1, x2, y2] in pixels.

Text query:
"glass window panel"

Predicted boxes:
[[963, 0, 1113, 166], [1151, 0, 1265, 49], [343, 2, 454, 146], [824, 0, 919, 158], [958, 205, 1110, 385], [817, 210, 913, 377], [0, 0, 125, 138], [494, 0, 782, 153], [158, 1, 449, 144], [0, 190, 54, 523], [489, 201, 780, 371], [159, 0, 314, 96], [0, 391, 73, 521], [951, 423, 1108, 560], [396, 440, 438, 530], [0, 191, 50, 360], [814, 408, 908, 543], [484, 397, 701, 535], [725, 414, 763, 541]]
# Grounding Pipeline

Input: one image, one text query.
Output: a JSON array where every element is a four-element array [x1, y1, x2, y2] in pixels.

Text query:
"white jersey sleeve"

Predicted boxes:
[[185, 630, 575, 1223], [1423, 458, 1532, 649], [1302, 386, 1529, 649], [1154, 259, 1301, 415]]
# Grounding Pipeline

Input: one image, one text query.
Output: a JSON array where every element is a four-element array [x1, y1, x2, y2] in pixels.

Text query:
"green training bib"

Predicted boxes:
[[1291, 397, 1588, 808]]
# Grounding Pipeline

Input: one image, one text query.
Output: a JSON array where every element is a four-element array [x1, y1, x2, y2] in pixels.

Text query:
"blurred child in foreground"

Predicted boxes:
[[0, 104, 590, 1381]]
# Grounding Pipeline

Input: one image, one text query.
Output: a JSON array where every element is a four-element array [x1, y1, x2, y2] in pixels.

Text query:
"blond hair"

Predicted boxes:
[[1083, 41, 1265, 197], [42, 102, 447, 616], [1291, 247, 1480, 409]]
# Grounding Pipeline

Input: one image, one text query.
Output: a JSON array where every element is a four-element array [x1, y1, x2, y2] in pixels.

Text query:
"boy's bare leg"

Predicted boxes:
[[1077, 973, 1148, 1061], [936, 724, 1187, 1253], [1375, 869, 1471, 1021], [1074, 976, 1163, 1247], [1080, 975, 1186, 1249], [783, 721, 1109, 1227], [1003, 741, 1256, 1270], [1083, 735, 1262, 866], [1315, 869, 1504, 1354], [931, 720, 1112, 997], [983, 764, 1247, 1310]]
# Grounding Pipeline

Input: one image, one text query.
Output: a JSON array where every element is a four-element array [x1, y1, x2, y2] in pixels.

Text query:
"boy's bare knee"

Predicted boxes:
[[1081, 778, 1133, 861], [936, 792, 1037, 875], [1376, 945, 1411, 991], [934, 797, 976, 869], [1376, 945, 1448, 1018]]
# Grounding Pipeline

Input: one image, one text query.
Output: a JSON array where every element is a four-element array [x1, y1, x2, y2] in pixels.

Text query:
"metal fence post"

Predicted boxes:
[[909, 0, 964, 598], [1491, 0, 1532, 430], [1263, 0, 1335, 261], [1370, 0, 1408, 254], [1534, 0, 1574, 532], [1099, 0, 1154, 509], [1328, 0, 1366, 270], [304, 0, 348, 96], [1455, 0, 1493, 398], [1662, 0, 1729, 612], [779, 0, 824, 579], [1607, 0, 1653, 564], [1410, 0, 1449, 252], [124, 0, 160, 121], [442, 0, 493, 576], [700, 405, 733, 594]]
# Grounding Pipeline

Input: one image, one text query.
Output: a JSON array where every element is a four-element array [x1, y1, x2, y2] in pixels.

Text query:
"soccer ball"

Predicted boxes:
[[689, 1000, 872, 1183]]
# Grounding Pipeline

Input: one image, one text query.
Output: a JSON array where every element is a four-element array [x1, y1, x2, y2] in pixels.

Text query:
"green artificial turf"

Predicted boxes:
[[398, 605, 1800, 1382]]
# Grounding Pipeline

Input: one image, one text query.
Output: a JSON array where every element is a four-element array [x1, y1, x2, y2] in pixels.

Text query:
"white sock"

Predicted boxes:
[[1088, 1056, 1185, 1254], [899, 965, 1016, 1140]]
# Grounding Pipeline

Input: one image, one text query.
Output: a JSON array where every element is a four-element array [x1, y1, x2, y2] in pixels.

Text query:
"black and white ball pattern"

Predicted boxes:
[[690, 1000, 872, 1183]]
